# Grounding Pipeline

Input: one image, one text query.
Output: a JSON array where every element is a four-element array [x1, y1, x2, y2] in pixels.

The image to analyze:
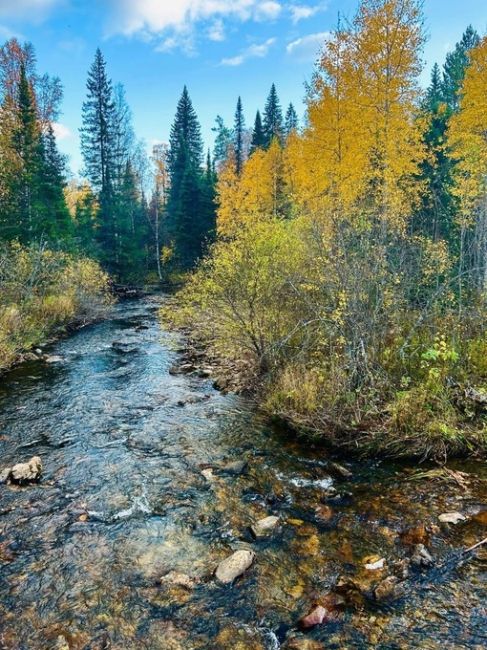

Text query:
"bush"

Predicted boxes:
[[0, 242, 112, 370], [165, 215, 487, 460]]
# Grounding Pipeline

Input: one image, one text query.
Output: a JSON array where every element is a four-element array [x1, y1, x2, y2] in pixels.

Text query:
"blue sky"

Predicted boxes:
[[0, 0, 486, 176]]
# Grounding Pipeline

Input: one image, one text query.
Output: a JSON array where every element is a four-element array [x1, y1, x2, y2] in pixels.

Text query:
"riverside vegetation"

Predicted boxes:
[[1, 0, 487, 463], [164, 1, 487, 460]]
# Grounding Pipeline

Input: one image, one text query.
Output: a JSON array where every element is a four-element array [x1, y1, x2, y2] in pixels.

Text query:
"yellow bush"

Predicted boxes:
[[0, 242, 111, 370]]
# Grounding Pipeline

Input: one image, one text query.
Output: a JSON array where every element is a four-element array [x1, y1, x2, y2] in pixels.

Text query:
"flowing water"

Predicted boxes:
[[0, 297, 486, 649]]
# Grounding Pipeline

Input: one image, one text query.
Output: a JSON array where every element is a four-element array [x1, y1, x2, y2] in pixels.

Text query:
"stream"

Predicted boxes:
[[0, 297, 486, 649]]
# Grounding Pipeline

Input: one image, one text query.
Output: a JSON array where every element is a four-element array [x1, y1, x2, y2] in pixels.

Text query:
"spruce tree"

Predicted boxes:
[[234, 96, 245, 175], [167, 86, 211, 268], [11, 63, 43, 242], [263, 83, 283, 147], [284, 103, 299, 137], [212, 115, 233, 169], [38, 123, 72, 240], [416, 63, 454, 241], [250, 110, 265, 154], [80, 49, 117, 270], [442, 25, 480, 112], [416, 27, 481, 245]]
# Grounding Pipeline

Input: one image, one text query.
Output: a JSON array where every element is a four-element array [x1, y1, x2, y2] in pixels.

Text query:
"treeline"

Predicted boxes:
[[0, 37, 299, 283], [167, 0, 487, 459]]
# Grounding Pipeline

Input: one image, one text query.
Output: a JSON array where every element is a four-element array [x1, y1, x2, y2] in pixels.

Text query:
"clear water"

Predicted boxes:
[[0, 297, 485, 649]]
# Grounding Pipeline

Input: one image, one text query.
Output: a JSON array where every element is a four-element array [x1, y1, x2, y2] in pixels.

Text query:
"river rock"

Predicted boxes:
[[411, 543, 434, 568], [161, 571, 196, 590], [9, 456, 42, 483], [218, 460, 248, 476], [299, 605, 330, 629], [0, 468, 11, 484], [169, 363, 195, 375], [400, 523, 430, 546], [374, 576, 404, 602], [23, 352, 40, 362], [251, 515, 279, 538], [365, 557, 386, 571], [44, 355, 63, 364], [215, 549, 255, 584], [438, 512, 466, 524], [315, 505, 334, 523], [201, 468, 214, 481], [328, 461, 353, 479]]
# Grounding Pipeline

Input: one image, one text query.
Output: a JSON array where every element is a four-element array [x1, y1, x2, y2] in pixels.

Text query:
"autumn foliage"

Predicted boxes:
[[166, 0, 487, 459]]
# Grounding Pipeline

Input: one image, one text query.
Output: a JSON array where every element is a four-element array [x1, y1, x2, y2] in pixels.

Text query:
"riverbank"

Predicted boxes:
[[0, 243, 113, 374], [0, 296, 486, 649], [160, 295, 487, 462]]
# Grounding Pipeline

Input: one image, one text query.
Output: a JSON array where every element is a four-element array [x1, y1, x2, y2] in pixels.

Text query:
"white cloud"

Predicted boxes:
[[289, 3, 327, 24], [221, 37, 276, 66], [207, 18, 225, 42], [255, 1, 281, 20], [287, 31, 329, 62], [52, 122, 72, 141], [0, 0, 60, 20], [108, 1, 282, 39]]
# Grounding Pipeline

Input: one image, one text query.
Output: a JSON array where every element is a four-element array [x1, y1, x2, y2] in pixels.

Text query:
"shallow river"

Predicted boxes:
[[0, 297, 486, 649]]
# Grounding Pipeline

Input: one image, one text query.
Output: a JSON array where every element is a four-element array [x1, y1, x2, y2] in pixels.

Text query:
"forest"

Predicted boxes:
[[1, 1, 487, 648], [1, 0, 487, 459]]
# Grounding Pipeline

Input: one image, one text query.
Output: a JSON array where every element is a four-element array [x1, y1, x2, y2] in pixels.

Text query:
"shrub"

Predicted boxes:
[[0, 242, 111, 370]]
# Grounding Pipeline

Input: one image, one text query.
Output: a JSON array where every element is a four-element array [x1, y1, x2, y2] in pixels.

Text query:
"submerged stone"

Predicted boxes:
[[374, 576, 405, 602], [411, 544, 434, 568], [438, 512, 466, 524], [215, 549, 255, 584], [251, 515, 279, 538], [8, 456, 42, 483]]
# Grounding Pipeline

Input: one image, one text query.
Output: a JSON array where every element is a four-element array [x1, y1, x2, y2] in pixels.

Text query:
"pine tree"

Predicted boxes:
[[80, 48, 117, 270], [263, 83, 283, 147], [234, 96, 245, 175], [167, 86, 211, 268], [250, 110, 265, 154], [284, 103, 299, 137]]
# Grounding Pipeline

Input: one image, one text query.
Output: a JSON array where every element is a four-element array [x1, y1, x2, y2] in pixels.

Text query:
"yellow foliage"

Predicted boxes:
[[289, 0, 425, 230], [448, 35, 487, 225], [0, 243, 111, 370], [217, 140, 288, 237]]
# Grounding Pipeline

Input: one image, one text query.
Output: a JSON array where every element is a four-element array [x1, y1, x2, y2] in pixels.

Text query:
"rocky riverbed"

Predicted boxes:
[[0, 297, 486, 649]]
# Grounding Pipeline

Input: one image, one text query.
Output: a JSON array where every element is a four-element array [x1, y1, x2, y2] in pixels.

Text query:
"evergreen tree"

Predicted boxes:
[[284, 103, 299, 137], [416, 27, 481, 244], [415, 63, 454, 241], [38, 123, 72, 240], [234, 96, 245, 175], [80, 49, 117, 270], [10, 63, 45, 242], [167, 86, 212, 268], [112, 83, 135, 190], [263, 83, 283, 147], [212, 115, 233, 170], [442, 25, 480, 112], [115, 161, 148, 280], [250, 110, 265, 154]]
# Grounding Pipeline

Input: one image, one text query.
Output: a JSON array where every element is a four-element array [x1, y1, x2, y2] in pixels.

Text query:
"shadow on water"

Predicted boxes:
[[0, 297, 486, 649]]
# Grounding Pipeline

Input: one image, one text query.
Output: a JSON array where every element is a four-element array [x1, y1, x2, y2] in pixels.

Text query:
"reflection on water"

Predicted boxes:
[[0, 298, 485, 649]]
